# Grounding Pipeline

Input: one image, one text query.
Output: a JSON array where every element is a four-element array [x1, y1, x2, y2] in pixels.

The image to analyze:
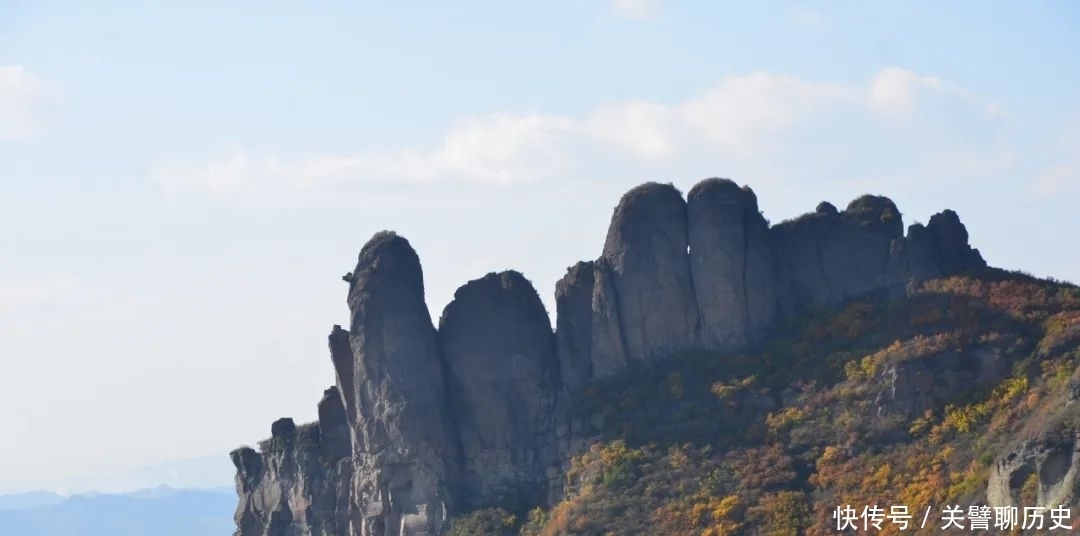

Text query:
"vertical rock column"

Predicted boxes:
[[438, 271, 559, 512], [342, 231, 459, 536], [686, 178, 776, 348], [554, 261, 594, 395], [596, 182, 700, 365]]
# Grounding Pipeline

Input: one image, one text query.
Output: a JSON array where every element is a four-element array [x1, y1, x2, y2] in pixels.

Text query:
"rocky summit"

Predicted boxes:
[[230, 178, 991, 535]]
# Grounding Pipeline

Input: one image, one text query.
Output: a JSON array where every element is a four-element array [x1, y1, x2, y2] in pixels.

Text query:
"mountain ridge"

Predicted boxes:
[[230, 177, 1011, 536], [0, 486, 235, 535]]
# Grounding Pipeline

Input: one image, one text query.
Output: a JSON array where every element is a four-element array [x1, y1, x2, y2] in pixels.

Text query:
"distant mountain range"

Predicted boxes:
[[0, 486, 235, 536]]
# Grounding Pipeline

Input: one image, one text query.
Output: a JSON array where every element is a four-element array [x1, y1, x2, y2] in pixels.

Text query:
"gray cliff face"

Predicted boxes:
[[231, 396, 352, 536], [874, 345, 1007, 419], [925, 209, 987, 275], [233, 178, 990, 536], [438, 271, 559, 511], [686, 178, 776, 348], [587, 258, 630, 380], [554, 261, 594, 395], [344, 231, 458, 536], [771, 194, 904, 313], [988, 426, 1080, 510], [600, 182, 701, 363]]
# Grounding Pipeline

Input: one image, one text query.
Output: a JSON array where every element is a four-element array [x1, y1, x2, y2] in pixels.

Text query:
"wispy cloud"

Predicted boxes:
[[0, 65, 61, 142], [153, 67, 1007, 199]]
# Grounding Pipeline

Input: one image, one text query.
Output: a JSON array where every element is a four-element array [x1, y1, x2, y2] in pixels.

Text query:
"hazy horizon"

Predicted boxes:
[[3, 1, 1078, 494]]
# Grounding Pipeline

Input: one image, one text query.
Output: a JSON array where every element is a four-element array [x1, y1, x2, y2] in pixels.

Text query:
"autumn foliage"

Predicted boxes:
[[450, 271, 1080, 535]]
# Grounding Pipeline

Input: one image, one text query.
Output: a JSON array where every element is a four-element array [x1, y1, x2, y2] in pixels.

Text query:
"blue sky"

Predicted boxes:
[[1, 1, 1078, 494]]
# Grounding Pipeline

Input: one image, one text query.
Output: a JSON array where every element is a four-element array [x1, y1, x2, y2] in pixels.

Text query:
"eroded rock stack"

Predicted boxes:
[[231, 389, 352, 536], [231, 178, 987, 536]]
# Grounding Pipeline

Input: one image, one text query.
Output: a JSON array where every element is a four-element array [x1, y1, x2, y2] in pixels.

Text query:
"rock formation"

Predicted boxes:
[[600, 183, 701, 363], [438, 271, 559, 511], [231, 394, 352, 536], [686, 178, 775, 348], [342, 231, 459, 536], [988, 429, 1080, 510], [232, 177, 988, 536]]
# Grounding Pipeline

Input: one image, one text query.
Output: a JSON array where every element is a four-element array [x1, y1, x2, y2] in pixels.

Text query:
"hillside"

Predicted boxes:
[[229, 178, 1075, 535], [449, 270, 1080, 535]]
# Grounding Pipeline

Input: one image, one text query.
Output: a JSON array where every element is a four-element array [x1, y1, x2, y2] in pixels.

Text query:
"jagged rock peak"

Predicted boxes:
[[271, 417, 296, 438], [231, 178, 996, 536], [345, 230, 457, 536], [229, 446, 263, 494], [926, 209, 987, 272], [317, 386, 351, 461], [327, 325, 355, 429], [555, 261, 596, 394]]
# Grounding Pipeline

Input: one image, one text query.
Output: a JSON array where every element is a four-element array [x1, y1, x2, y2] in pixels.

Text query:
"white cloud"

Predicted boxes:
[[155, 114, 576, 195], [0, 65, 60, 142], [586, 100, 676, 158], [676, 72, 855, 154], [610, 0, 663, 19], [868, 67, 1000, 121], [154, 67, 1006, 198]]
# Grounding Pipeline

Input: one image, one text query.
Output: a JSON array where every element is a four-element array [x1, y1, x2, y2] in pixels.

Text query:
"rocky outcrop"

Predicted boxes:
[[890, 210, 987, 284], [686, 178, 776, 348], [925, 209, 987, 275], [874, 345, 1007, 419], [988, 428, 1080, 509], [771, 194, 905, 313], [343, 231, 458, 536], [438, 271, 559, 511], [233, 178, 992, 536], [600, 182, 701, 363], [554, 262, 594, 394], [231, 405, 352, 536], [587, 258, 630, 379]]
